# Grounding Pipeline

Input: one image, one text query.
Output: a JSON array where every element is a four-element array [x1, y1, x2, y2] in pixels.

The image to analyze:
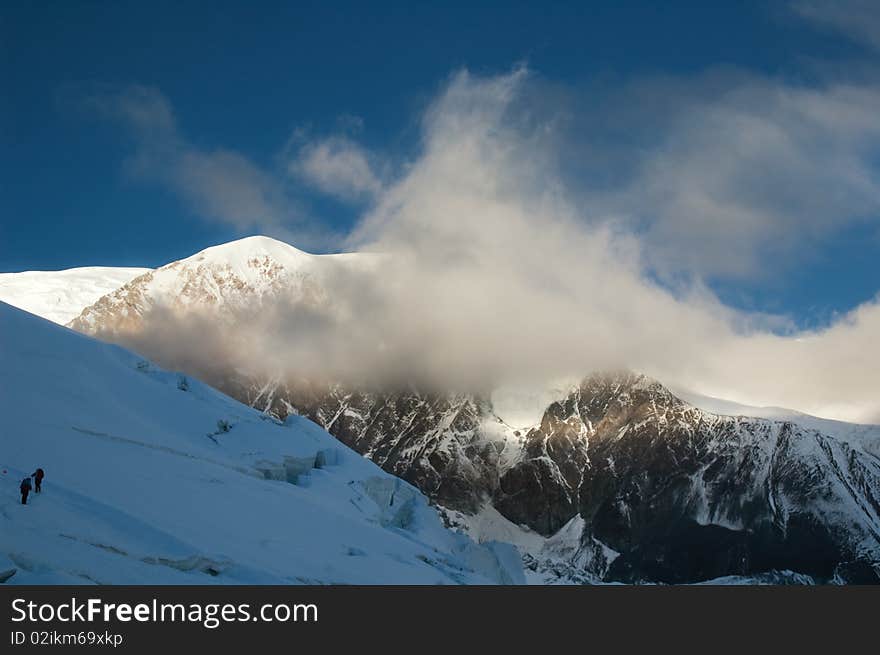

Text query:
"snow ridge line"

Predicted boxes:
[[69, 425, 257, 477]]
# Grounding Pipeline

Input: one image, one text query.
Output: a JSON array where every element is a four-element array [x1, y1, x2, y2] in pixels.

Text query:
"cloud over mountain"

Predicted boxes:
[[81, 66, 880, 423]]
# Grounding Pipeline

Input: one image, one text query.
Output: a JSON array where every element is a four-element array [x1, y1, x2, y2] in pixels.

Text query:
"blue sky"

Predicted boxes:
[[2, 0, 879, 329]]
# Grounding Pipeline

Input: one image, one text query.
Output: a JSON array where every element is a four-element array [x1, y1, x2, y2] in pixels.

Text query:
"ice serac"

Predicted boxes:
[[0, 301, 523, 585]]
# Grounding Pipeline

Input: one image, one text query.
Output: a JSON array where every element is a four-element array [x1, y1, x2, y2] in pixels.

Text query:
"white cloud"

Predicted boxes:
[[292, 135, 383, 201], [693, 296, 880, 423], [341, 68, 880, 423]]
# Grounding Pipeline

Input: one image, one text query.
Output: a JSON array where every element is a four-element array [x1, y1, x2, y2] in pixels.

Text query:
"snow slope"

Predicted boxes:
[[675, 388, 880, 458], [0, 267, 149, 325], [0, 302, 523, 585]]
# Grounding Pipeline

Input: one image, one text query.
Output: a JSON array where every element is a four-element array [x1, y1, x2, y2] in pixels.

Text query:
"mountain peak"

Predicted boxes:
[[578, 370, 673, 400], [184, 235, 313, 267]]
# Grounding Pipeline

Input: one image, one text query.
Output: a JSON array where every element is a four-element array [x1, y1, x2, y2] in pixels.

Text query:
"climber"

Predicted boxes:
[[32, 468, 44, 493], [20, 477, 32, 505]]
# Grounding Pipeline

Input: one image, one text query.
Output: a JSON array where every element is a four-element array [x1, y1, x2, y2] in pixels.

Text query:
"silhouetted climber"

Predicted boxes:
[[20, 477, 31, 505], [32, 468, 44, 493]]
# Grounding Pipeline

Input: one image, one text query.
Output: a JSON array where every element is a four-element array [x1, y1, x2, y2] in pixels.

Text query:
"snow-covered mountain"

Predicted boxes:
[[12, 235, 880, 583], [496, 373, 880, 583], [0, 266, 149, 325], [0, 301, 523, 585], [68, 236, 366, 335]]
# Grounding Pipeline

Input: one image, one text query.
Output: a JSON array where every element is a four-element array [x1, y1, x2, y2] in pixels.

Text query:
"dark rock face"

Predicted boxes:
[[521, 373, 880, 583], [495, 457, 578, 536], [494, 398, 590, 535]]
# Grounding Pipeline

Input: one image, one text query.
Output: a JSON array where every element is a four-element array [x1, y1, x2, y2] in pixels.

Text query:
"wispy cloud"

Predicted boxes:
[[792, 0, 880, 50], [583, 74, 880, 280], [82, 85, 319, 242]]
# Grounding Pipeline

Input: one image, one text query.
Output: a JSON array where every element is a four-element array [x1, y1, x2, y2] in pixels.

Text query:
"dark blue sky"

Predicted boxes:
[[2, 0, 878, 326]]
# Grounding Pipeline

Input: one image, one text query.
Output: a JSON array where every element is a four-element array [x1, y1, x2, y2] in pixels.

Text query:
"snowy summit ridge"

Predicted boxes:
[[68, 235, 366, 334]]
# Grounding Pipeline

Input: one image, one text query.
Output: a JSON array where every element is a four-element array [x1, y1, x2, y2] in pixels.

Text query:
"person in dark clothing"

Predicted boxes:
[[20, 477, 31, 505], [32, 468, 44, 493]]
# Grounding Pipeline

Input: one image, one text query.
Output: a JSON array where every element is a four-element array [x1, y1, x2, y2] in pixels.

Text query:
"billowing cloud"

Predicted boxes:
[[103, 68, 880, 424], [345, 68, 880, 422]]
